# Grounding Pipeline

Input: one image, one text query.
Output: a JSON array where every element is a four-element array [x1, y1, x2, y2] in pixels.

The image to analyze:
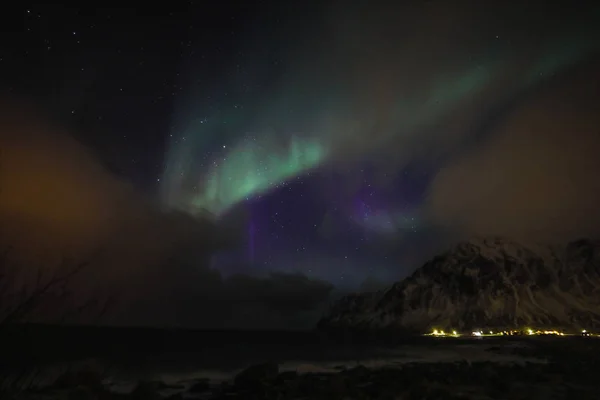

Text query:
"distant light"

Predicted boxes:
[[423, 327, 581, 337], [430, 329, 448, 337]]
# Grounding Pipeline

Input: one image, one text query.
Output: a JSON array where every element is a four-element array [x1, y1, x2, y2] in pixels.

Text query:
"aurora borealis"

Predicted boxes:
[[162, 33, 597, 220], [159, 1, 600, 286], [163, 125, 326, 216], [3, 2, 600, 328]]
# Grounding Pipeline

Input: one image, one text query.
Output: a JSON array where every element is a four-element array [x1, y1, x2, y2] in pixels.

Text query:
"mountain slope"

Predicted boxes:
[[318, 237, 600, 332]]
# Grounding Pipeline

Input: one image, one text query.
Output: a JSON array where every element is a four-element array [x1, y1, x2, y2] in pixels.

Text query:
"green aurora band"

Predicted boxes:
[[162, 36, 598, 217], [197, 135, 325, 214]]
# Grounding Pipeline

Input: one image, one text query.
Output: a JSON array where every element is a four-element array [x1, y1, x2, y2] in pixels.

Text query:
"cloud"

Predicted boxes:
[[0, 100, 333, 328], [298, 0, 599, 164], [131, 270, 334, 330], [426, 58, 600, 242], [169, 1, 600, 214], [0, 100, 225, 266]]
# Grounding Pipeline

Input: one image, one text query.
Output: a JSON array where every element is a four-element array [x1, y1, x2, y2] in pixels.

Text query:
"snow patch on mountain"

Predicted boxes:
[[318, 237, 600, 332]]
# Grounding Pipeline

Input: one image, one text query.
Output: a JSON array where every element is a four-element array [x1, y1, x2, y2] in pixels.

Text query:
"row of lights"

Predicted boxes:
[[427, 328, 594, 337], [429, 329, 459, 337]]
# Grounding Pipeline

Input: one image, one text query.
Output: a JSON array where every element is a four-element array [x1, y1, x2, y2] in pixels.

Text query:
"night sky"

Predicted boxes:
[[1, 2, 600, 328]]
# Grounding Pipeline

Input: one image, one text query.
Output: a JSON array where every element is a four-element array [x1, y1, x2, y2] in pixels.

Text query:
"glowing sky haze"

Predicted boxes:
[[155, 1, 600, 291], [162, 34, 594, 218], [3, 1, 600, 330]]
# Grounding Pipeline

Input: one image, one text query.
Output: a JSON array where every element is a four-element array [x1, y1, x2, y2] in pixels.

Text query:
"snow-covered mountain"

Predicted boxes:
[[318, 237, 600, 333]]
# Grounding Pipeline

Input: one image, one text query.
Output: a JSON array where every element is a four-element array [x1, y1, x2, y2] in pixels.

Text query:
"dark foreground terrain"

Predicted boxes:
[[2, 326, 600, 399]]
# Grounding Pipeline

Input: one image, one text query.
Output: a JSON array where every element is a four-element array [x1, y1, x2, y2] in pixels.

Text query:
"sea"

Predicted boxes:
[[0, 324, 547, 393]]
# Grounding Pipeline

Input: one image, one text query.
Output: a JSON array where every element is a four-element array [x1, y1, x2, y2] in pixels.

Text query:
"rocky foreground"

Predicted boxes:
[[5, 338, 600, 400]]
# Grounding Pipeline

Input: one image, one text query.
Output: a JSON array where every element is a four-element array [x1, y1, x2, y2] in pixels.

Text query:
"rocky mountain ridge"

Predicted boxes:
[[318, 237, 600, 332]]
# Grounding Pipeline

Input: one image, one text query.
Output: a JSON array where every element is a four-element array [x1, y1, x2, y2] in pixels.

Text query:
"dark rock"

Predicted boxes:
[[156, 381, 185, 390], [53, 368, 104, 392], [344, 364, 370, 378], [407, 382, 430, 400], [130, 381, 162, 400], [233, 362, 279, 388], [328, 374, 348, 397], [66, 386, 95, 400], [188, 379, 210, 393], [23, 354, 600, 400], [275, 370, 298, 383]]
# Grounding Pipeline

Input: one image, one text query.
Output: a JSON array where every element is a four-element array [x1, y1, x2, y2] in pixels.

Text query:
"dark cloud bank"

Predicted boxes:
[[0, 101, 333, 330], [426, 57, 600, 243]]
